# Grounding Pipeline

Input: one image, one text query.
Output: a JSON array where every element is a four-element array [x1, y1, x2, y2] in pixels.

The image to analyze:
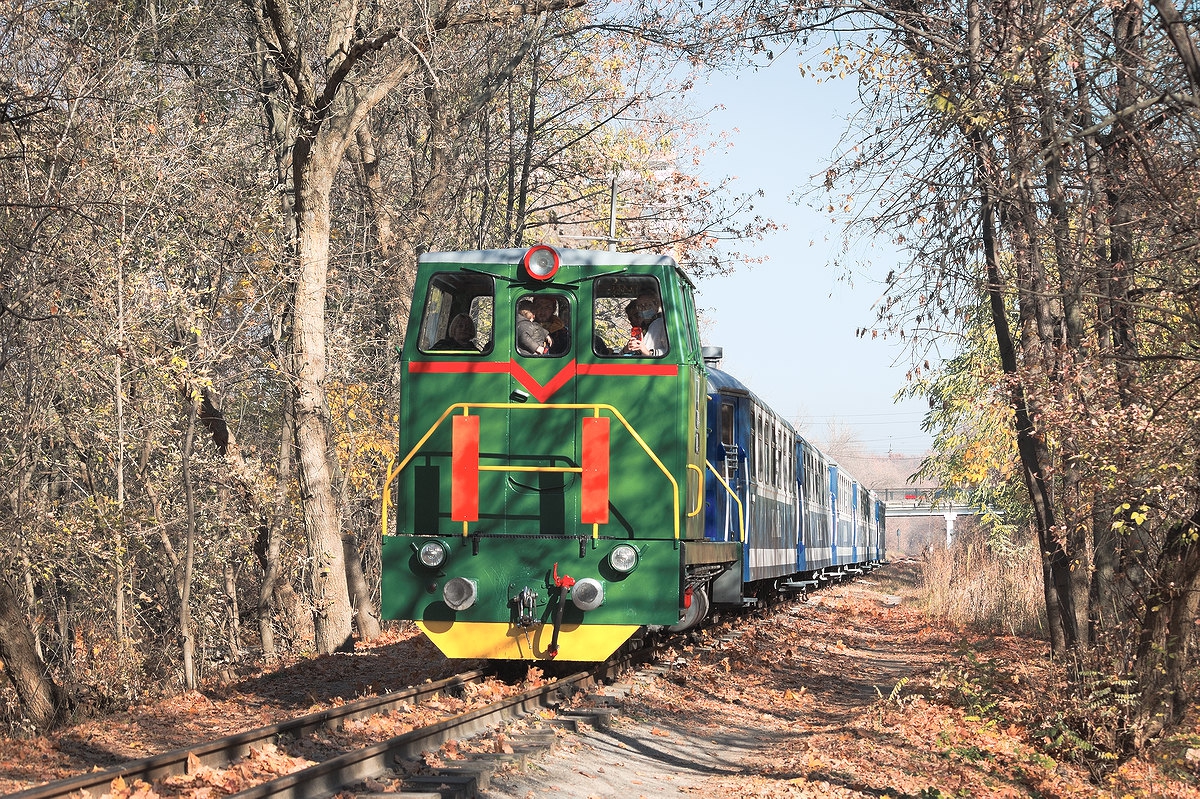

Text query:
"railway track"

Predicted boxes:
[[228, 667, 606, 799], [14, 584, 847, 799], [10, 669, 491, 799], [15, 653, 644, 799]]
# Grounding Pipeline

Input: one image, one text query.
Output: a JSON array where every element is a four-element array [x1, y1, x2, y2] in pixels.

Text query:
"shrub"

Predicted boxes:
[[919, 526, 1045, 636]]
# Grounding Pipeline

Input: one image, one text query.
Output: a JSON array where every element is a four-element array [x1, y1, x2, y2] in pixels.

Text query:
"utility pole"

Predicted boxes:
[[559, 174, 620, 250], [607, 174, 617, 251]]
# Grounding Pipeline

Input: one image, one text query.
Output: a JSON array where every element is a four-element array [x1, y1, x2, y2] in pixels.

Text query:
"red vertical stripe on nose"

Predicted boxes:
[[581, 417, 610, 524], [452, 415, 479, 521]]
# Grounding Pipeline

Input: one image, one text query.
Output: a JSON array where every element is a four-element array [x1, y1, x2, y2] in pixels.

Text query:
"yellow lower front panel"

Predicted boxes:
[[418, 620, 641, 661]]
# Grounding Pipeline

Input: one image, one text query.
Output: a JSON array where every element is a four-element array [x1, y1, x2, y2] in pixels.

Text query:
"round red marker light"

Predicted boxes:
[[522, 244, 560, 281]]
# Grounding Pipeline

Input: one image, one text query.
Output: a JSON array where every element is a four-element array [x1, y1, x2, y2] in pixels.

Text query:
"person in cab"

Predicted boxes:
[[624, 292, 667, 356], [532, 294, 571, 355], [516, 300, 553, 355], [432, 313, 479, 351]]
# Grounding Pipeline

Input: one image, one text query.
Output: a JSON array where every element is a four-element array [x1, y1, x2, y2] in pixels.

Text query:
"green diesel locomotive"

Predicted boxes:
[[380, 246, 741, 661]]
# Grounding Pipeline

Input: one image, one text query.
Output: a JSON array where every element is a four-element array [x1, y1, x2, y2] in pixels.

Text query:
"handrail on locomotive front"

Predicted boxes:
[[380, 401, 681, 541]]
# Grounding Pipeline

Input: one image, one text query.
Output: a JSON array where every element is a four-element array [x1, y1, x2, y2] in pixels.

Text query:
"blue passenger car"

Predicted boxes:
[[800, 439, 833, 570], [702, 354, 884, 606]]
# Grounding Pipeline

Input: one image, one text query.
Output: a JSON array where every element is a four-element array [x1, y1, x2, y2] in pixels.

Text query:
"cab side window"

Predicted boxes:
[[418, 273, 494, 355], [592, 276, 669, 357]]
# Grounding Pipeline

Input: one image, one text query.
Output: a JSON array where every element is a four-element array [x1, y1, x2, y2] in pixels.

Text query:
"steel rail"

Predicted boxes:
[[8, 669, 490, 799]]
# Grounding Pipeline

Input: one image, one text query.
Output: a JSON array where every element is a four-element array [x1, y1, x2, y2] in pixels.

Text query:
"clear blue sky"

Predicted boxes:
[[688, 56, 934, 456]]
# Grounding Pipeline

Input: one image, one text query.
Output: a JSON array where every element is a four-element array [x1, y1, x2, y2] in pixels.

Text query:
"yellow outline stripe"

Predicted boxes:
[[381, 402, 680, 540]]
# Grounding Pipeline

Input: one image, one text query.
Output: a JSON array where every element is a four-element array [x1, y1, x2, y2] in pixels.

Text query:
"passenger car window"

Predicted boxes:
[[592, 276, 669, 357], [418, 273, 494, 354], [721, 402, 737, 480]]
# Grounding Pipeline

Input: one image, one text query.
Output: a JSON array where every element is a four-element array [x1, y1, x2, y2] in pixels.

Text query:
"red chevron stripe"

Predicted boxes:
[[506, 359, 572, 402], [408, 359, 679, 402]]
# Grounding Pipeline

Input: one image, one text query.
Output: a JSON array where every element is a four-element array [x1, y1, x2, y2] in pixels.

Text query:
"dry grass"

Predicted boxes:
[[918, 531, 1047, 637]]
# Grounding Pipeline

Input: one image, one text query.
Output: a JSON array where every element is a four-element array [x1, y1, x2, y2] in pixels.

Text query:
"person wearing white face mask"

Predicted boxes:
[[624, 292, 667, 356]]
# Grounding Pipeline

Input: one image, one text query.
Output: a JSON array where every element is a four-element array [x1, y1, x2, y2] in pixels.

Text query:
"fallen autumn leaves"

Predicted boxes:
[[2, 562, 1199, 798]]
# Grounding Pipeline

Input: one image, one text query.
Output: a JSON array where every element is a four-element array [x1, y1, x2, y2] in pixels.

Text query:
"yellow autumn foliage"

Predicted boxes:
[[327, 381, 396, 494]]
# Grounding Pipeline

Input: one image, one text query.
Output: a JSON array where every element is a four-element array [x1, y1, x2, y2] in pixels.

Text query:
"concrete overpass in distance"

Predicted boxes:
[[875, 488, 988, 545]]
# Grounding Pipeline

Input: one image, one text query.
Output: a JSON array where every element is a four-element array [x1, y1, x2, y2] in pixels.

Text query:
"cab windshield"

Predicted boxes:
[[417, 273, 494, 355], [514, 293, 571, 358], [592, 276, 669, 358]]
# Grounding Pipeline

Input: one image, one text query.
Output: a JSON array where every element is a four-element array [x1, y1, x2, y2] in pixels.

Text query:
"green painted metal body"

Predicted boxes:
[[381, 249, 720, 634]]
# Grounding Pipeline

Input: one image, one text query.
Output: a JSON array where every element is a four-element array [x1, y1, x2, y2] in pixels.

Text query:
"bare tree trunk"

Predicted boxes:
[[479, 105, 492, 248], [0, 576, 66, 732], [292, 141, 354, 654], [973, 132, 1075, 652], [1031, 53, 1096, 644], [250, 0, 582, 655], [513, 45, 540, 246], [256, 528, 281, 658], [194, 383, 307, 655], [343, 533, 381, 640], [1087, 0, 1145, 646], [1131, 516, 1200, 747], [257, 384, 306, 656], [505, 78, 517, 242], [54, 572, 76, 685], [224, 561, 242, 661], [179, 399, 199, 689], [350, 117, 396, 257], [1149, 0, 1200, 93]]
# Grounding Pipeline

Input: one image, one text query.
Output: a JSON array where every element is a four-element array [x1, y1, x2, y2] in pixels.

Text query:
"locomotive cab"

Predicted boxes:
[[381, 246, 739, 661]]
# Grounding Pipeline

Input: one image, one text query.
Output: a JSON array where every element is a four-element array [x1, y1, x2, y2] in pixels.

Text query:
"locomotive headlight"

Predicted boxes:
[[442, 577, 478, 611], [608, 544, 639, 574], [522, 244, 560, 281], [417, 540, 449, 569], [571, 578, 604, 611]]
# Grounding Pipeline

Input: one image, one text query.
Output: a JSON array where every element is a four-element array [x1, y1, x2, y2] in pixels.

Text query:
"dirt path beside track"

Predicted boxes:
[[480, 565, 1181, 798], [483, 572, 968, 798]]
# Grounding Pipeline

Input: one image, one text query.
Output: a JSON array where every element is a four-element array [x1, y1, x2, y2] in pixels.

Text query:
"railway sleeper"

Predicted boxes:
[[393, 770, 478, 798], [543, 708, 617, 732], [393, 711, 613, 797], [396, 741, 542, 795]]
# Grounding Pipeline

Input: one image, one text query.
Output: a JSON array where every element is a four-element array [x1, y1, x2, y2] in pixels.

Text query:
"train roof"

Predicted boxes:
[[419, 248, 677, 268], [418, 247, 701, 289], [706, 363, 868, 485], [706, 366, 799, 436], [705, 364, 754, 397]]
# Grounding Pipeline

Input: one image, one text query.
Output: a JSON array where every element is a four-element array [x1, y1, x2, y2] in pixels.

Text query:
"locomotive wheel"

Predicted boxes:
[[668, 585, 710, 633]]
